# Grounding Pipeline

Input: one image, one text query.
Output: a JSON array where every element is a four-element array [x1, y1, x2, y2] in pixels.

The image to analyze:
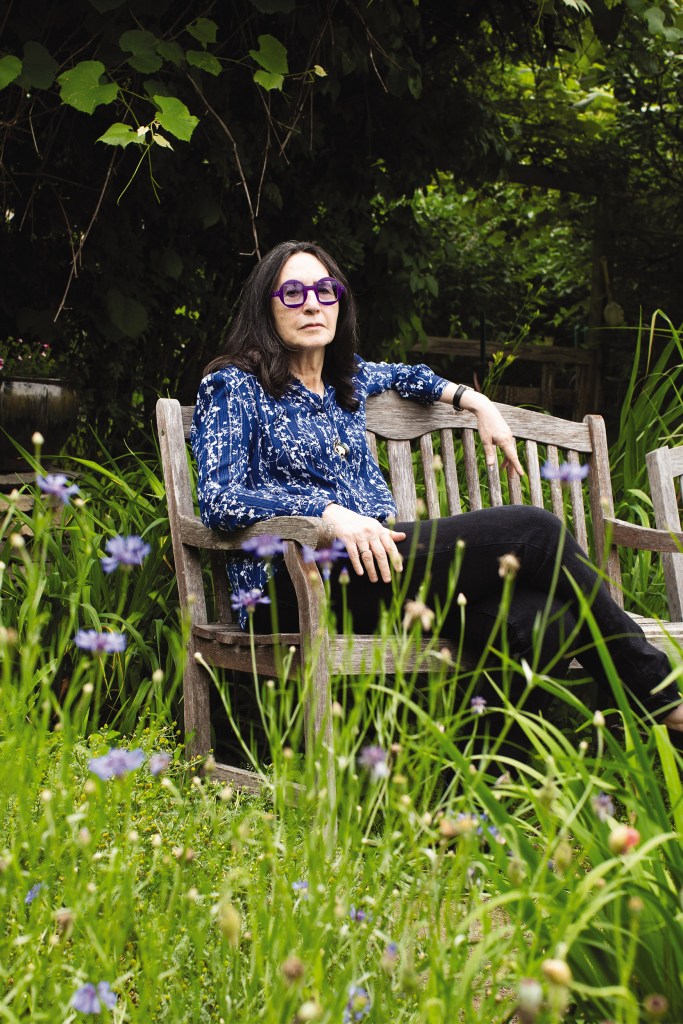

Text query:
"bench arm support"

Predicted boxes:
[[604, 516, 683, 554], [178, 513, 337, 552]]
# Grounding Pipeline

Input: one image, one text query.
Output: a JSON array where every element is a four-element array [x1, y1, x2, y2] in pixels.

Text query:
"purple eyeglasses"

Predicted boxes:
[[271, 277, 346, 308]]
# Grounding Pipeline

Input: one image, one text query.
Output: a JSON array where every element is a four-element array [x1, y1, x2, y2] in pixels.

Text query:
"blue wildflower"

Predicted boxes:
[[71, 981, 117, 1013], [241, 534, 286, 558], [148, 752, 171, 777], [74, 629, 127, 654], [470, 696, 487, 715], [591, 792, 615, 821], [230, 588, 271, 613], [357, 745, 389, 780], [540, 461, 589, 485], [25, 882, 43, 905], [349, 905, 370, 922], [88, 748, 145, 780], [343, 985, 371, 1022], [302, 539, 348, 579], [36, 473, 80, 504], [291, 880, 309, 893], [100, 535, 151, 573]]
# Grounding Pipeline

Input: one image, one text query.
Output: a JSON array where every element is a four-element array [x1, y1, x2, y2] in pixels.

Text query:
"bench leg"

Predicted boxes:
[[183, 641, 213, 760]]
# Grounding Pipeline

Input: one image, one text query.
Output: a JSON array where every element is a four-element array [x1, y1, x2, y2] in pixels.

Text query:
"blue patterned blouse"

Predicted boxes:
[[191, 356, 448, 627]]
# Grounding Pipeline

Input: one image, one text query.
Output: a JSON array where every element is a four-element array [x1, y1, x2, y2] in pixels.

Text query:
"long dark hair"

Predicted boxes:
[[204, 240, 360, 411]]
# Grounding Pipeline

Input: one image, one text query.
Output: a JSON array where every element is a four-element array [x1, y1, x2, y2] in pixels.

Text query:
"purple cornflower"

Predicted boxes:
[[148, 752, 171, 777], [71, 981, 117, 1013], [230, 588, 271, 613], [100, 535, 151, 573], [357, 744, 389, 780], [291, 880, 309, 893], [25, 882, 43, 905], [36, 473, 80, 504], [470, 696, 487, 715], [592, 792, 615, 822], [74, 629, 127, 654], [241, 534, 285, 558], [457, 812, 501, 842], [302, 539, 348, 580], [343, 985, 371, 1022], [88, 747, 145, 780], [540, 461, 590, 485]]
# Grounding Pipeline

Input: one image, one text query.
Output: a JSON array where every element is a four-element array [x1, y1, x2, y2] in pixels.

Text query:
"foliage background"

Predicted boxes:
[[1, 0, 682, 448]]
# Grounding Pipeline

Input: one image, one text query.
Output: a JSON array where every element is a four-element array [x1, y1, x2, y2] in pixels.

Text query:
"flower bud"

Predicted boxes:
[[281, 954, 305, 984], [32, 432, 44, 446], [217, 900, 241, 947], [643, 994, 669, 1020], [295, 1000, 322, 1022], [541, 958, 572, 987], [517, 977, 543, 1023], [553, 839, 573, 874], [608, 824, 640, 855]]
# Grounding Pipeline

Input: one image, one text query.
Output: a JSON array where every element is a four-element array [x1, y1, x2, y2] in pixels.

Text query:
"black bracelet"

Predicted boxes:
[[452, 383, 471, 412]]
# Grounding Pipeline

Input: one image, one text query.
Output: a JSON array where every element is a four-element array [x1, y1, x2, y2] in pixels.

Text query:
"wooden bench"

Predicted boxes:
[[156, 392, 683, 789], [647, 445, 683, 621]]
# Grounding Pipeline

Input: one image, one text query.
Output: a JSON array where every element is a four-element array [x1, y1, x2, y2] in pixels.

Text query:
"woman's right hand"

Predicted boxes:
[[322, 503, 405, 583]]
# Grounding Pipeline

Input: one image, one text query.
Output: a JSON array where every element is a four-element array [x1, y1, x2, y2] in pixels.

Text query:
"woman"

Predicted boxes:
[[191, 240, 683, 734]]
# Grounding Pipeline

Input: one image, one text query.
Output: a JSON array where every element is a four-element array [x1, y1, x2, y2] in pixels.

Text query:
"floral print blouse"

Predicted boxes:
[[191, 356, 448, 626]]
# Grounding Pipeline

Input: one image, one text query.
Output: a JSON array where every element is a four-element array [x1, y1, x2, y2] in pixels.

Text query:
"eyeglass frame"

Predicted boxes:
[[270, 276, 346, 308]]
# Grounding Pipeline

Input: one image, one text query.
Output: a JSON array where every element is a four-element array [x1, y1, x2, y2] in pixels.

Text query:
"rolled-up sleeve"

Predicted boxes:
[[191, 373, 336, 531], [357, 357, 448, 404]]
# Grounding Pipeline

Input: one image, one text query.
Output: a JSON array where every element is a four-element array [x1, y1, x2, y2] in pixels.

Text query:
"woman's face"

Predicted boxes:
[[270, 251, 340, 356]]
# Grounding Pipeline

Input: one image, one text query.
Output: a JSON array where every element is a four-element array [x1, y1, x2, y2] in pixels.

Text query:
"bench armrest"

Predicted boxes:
[[178, 513, 337, 552], [605, 516, 683, 554]]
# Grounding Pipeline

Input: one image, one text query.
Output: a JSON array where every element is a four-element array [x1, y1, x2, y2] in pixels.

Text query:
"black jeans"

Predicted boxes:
[[254, 505, 680, 719]]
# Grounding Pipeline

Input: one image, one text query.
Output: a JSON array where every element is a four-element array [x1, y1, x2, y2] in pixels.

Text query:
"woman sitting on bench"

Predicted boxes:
[[191, 239, 683, 736]]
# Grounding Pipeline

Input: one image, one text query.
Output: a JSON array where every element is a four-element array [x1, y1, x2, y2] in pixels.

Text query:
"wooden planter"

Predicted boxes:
[[0, 376, 80, 472]]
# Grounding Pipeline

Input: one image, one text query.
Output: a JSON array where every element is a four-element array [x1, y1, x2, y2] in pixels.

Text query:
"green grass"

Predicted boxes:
[[3, 317, 683, 1022]]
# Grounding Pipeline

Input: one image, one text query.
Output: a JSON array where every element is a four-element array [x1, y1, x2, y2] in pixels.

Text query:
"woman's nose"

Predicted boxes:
[[302, 286, 321, 310]]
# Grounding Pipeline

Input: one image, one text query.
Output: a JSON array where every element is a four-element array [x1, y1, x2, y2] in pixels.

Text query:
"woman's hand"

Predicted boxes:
[[473, 398, 525, 476], [322, 504, 405, 582], [446, 387, 525, 477]]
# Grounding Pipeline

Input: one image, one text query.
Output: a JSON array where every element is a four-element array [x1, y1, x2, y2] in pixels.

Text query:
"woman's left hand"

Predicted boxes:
[[476, 401, 525, 476], [454, 389, 525, 476]]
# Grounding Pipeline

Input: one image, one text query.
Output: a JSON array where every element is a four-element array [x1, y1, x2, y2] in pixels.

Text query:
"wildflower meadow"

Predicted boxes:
[[2, 318, 683, 1023]]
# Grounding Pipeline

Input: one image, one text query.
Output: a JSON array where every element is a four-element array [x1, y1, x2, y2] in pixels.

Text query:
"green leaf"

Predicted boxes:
[[186, 18, 218, 46], [249, 0, 296, 11], [106, 288, 149, 338], [153, 95, 198, 142], [253, 68, 284, 91], [152, 131, 173, 150], [57, 61, 118, 114], [19, 42, 59, 90], [249, 34, 288, 75], [159, 249, 184, 279], [0, 55, 21, 91], [156, 40, 185, 67], [119, 30, 163, 74], [186, 50, 222, 76], [96, 122, 144, 148]]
